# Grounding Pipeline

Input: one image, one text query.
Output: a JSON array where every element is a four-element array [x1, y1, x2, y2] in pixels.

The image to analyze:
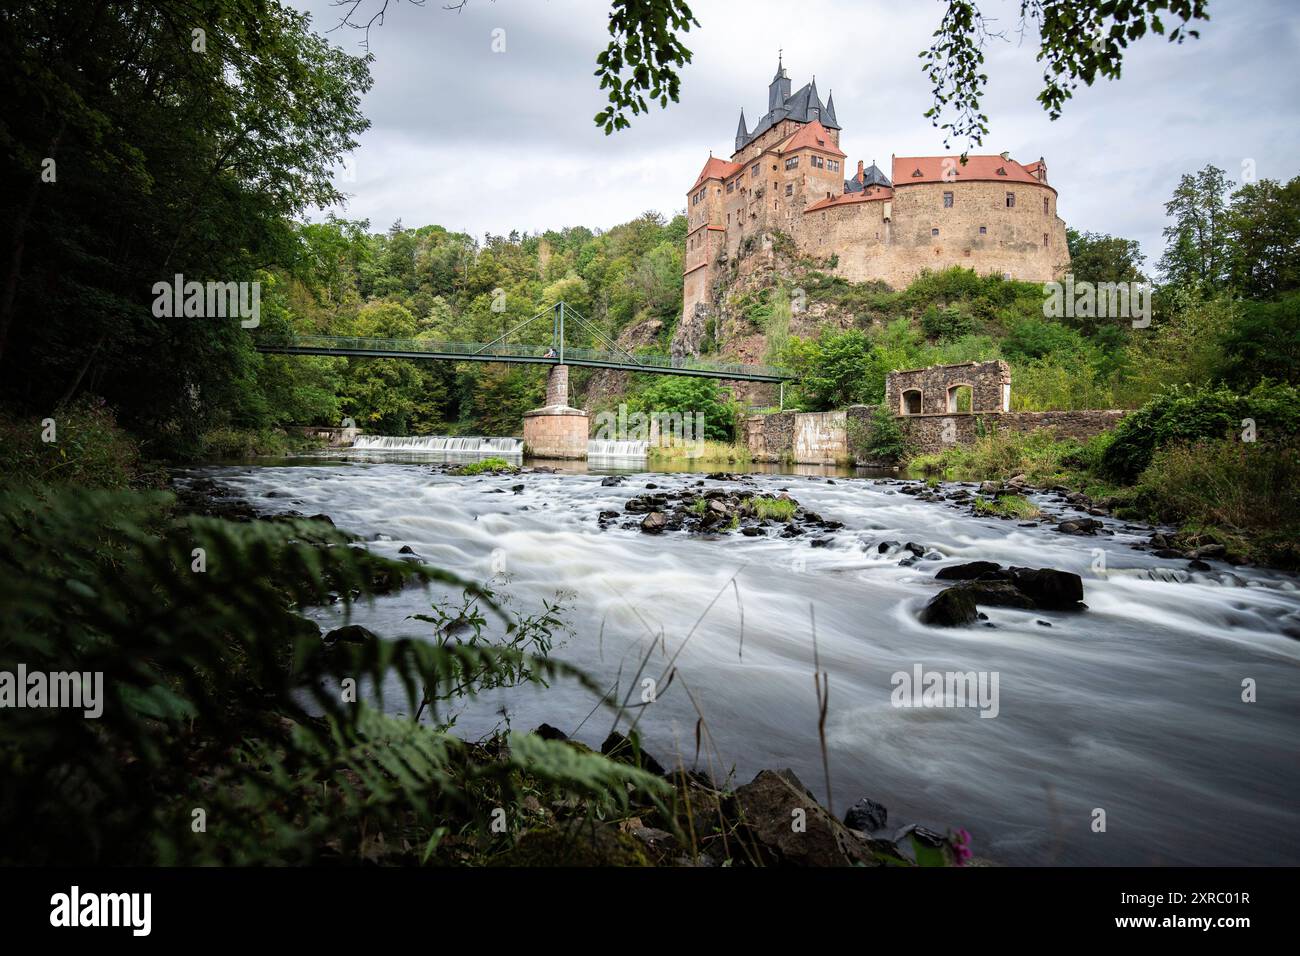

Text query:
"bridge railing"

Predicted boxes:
[[260, 334, 791, 380]]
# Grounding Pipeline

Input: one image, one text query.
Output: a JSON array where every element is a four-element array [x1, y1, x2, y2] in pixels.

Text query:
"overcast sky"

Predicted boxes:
[[291, 0, 1300, 268]]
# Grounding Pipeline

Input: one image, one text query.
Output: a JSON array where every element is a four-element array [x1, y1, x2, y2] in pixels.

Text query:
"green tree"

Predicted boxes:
[[1158, 165, 1232, 291], [0, 0, 371, 454], [1224, 176, 1300, 299], [782, 328, 881, 410], [628, 375, 736, 441], [1066, 229, 1147, 285]]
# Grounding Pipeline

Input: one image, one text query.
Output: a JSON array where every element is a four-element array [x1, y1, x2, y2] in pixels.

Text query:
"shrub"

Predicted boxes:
[[1130, 438, 1300, 568], [849, 405, 910, 462], [0, 398, 144, 489], [921, 305, 975, 341], [0, 486, 667, 864], [1100, 382, 1300, 482]]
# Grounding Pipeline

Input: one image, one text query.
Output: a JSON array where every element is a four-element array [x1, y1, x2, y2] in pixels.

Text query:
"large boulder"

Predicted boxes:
[[639, 512, 667, 534], [918, 587, 980, 627], [733, 769, 877, 866], [323, 624, 378, 647], [843, 797, 888, 833], [1007, 567, 1085, 609], [954, 581, 1038, 610], [600, 731, 666, 776], [935, 560, 1003, 581]]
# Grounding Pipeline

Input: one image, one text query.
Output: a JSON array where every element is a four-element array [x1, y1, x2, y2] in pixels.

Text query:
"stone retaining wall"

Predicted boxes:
[[899, 410, 1127, 454], [743, 405, 1126, 463]]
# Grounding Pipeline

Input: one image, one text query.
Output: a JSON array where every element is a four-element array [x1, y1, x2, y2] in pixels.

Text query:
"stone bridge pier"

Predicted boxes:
[[522, 365, 588, 459]]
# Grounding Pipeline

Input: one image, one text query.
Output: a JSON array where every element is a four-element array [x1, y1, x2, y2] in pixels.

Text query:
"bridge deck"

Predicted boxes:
[[256, 334, 792, 382]]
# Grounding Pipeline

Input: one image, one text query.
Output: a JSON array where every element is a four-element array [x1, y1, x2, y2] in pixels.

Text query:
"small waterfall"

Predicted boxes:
[[352, 435, 523, 453], [588, 439, 649, 457]]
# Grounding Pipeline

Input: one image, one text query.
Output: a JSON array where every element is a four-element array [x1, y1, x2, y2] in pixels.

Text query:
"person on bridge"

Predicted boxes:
[[544, 347, 557, 359]]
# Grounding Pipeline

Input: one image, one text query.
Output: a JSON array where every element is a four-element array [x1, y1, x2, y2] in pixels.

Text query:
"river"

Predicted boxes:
[[186, 449, 1300, 866]]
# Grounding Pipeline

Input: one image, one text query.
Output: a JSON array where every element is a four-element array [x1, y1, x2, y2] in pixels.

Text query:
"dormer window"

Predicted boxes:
[[996, 167, 1007, 176]]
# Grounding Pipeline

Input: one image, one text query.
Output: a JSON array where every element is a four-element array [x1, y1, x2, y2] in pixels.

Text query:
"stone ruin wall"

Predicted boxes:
[[743, 360, 1126, 464]]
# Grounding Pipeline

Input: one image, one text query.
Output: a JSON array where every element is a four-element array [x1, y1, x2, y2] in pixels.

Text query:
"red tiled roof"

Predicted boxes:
[[892, 155, 1048, 188], [773, 120, 846, 158], [805, 187, 893, 212], [690, 156, 743, 192]]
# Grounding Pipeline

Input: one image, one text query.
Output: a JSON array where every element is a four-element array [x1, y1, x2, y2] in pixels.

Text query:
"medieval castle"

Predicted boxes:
[[683, 57, 1070, 322]]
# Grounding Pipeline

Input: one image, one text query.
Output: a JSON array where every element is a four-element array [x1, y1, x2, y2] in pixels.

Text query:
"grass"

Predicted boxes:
[[201, 426, 327, 459], [648, 440, 752, 466], [972, 494, 1042, 520], [0, 398, 151, 489], [454, 456, 519, 475], [906, 427, 1087, 485], [689, 498, 708, 515], [753, 497, 796, 521]]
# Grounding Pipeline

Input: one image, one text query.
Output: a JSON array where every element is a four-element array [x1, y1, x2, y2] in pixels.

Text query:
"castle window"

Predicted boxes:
[[1043, 233, 1049, 247], [810, 155, 825, 169], [931, 228, 940, 237], [943, 191, 954, 208], [726, 181, 735, 193], [828, 160, 840, 172], [751, 164, 759, 177], [1006, 192, 1016, 207], [785, 157, 799, 169], [1043, 196, 1050, 215], [785, 183, 793, 196], [979, 225, 987, 234]]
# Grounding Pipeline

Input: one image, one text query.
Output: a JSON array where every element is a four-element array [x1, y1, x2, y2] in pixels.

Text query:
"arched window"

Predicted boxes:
[[901, 389, 923, 415], [947, 384, 974, 413]]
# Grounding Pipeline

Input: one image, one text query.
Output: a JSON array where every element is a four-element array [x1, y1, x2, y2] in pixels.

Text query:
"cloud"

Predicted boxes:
[[295, 0, 1300, 266]]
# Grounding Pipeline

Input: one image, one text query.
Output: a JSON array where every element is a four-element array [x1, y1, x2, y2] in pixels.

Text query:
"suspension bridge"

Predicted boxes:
[[255, 302, 792, 383]]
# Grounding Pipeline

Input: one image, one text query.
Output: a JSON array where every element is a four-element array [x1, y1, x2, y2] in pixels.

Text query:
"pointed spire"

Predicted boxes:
[[824, 90, 839, 128], [735, 108, 749, 151], [806, 76, 823, 122]]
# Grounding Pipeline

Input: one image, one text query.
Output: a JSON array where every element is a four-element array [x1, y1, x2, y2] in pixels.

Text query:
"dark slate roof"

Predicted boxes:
[[736, 71, 839, 151], [845, 161, 892, 193]]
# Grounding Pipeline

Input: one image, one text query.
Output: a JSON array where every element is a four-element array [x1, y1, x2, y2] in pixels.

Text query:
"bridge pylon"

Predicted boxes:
[[522, 364, 589, 459]]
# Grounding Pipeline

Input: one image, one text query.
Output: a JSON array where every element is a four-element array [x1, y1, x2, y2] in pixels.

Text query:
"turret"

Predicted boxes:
[[768, 54, 791, 112], [735, 109, 748, 152]]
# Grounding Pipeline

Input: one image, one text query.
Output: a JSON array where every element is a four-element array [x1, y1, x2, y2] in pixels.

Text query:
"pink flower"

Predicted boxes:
[[948, 828, 972, 866]]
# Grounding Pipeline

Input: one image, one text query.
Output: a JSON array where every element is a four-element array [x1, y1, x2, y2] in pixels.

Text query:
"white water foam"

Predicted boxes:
[[352, 435, 523, 453]]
